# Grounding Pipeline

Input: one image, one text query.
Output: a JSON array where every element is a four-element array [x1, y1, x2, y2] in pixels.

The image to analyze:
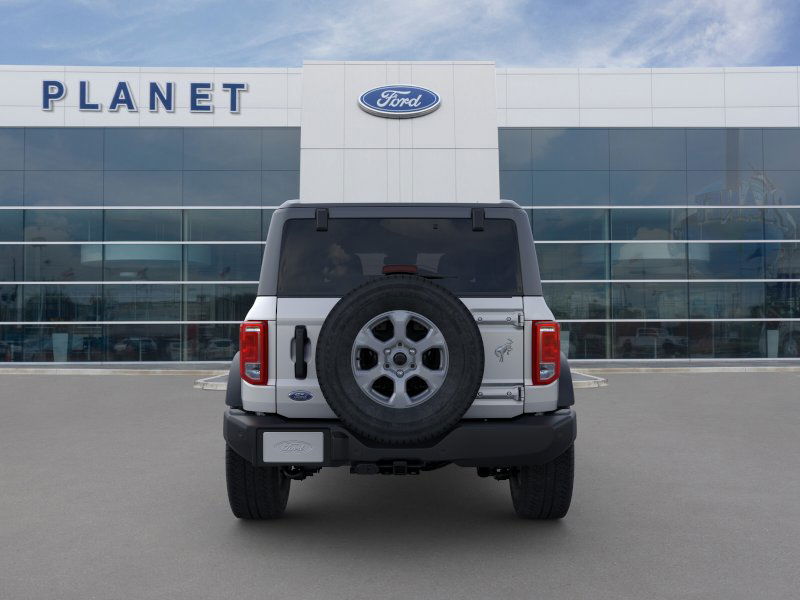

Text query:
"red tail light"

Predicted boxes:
[[533, 321, 560, 385], [240, 321, 268, 385]]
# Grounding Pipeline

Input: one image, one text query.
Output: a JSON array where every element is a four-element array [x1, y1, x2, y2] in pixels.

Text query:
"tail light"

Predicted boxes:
[[533, 321, 560, 385], [240, 321, 268, 385]]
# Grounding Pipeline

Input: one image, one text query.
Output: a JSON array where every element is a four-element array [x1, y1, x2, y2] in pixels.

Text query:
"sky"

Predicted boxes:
[[0, 0, 798, 68]]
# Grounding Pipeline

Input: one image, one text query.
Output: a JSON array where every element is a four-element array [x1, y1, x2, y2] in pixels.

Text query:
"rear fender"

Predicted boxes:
[[225, 352, 242, 409], [557, 352, 574, 409]]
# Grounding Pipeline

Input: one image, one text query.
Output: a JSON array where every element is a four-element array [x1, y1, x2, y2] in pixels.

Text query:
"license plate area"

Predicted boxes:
[[262, 431, 324, 463]]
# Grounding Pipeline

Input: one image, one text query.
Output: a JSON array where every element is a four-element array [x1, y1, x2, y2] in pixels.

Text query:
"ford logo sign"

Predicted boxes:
[[288, 390, 313, 402], [358, 85, 440, 118], [275, 440, 312, 453]]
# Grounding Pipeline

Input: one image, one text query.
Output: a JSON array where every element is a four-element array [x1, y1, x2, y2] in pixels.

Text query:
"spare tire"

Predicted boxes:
[[316, 275, 484, 445]]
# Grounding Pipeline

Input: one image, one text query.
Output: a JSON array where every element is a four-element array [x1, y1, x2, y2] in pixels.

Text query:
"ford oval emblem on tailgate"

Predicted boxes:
[[289, 390, 313, 401]]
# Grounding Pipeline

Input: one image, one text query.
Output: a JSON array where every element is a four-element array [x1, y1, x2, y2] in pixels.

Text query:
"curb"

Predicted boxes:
[[0, 368, 226, 376], [578, 366, 800, 374]]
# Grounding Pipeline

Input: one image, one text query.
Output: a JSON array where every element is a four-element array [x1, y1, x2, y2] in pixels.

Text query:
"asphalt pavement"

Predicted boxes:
[[1, 372, 799, 600]]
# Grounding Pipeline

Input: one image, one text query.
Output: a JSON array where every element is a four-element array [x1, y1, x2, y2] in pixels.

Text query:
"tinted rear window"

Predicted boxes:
[[277, 218, 522, 296]]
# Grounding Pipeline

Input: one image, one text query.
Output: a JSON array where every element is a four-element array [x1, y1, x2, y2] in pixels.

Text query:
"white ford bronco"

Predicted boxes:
[[224, 201, 576, 519]]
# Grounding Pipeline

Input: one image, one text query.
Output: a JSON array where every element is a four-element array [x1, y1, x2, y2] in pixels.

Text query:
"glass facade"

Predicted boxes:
[[1, 125, 798, 361], [0, 127, 299, 362], [502, 127, 800, 359]]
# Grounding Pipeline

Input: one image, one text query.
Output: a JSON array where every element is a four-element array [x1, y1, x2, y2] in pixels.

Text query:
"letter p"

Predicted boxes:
[[42, 80, 66, 110]]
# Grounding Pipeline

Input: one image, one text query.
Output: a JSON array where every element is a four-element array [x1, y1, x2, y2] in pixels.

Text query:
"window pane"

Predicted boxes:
[[613, 321, 688, 359], [765, 242, 800, 278], [533, 171, 610, 205], [25, 128, 103, 170], [689, 321, 765, 358], [185, 284, 257, 321], [104, 171, 182, 206], [766, 282, 800, 317], [0, 285, 20, 321], [0, 171, 23, 205], [22, 285, 101, 321], [612, 282, 688, 319], [775, 323, 800, 357], [183, 171, 260, 206], [185, 324, 239, 361], [764, 129, 800, 170], [24, 210, 102, 241], [498, 129, 532, 170], [689, 243, 765, 279], [262, 128, 300, 170], [561, 322, 608, 359], [537, 243, 608, 280], [764, 170, 800, 204], [687, 170, 775, 205], [104, 209, 181, 241], [25, 244, 102, 281], [184, 209, 261, 241], [0, 129, 24, 170], [183, 128, 261, 170], [610, 129, 685, 170], [22, 324, 104, 362], [103, 245, 181, 281], [0, 246, 23, 280], [611, 208, 687, 240], [611, 171, 687, 205], [262, 170, 299, 206], [686, 129, 763, 171], [185, 244, 262, 281], [262, 209, 273, 239], [0, 210, 23, 241], [106, 324, 181, 361], [104, 128, 182, 170], [25, 171, 103, 206], [531, 209, 607, 241], [611, 243, 687, 279], [0, 325, 23, 361], [689, 282, 765, 319], [500, 171, 532, 204], [103, 285, 181, 320], [532, 128, 609, 170], [542, 283, 608, 319], [687, 207, 764, 240]]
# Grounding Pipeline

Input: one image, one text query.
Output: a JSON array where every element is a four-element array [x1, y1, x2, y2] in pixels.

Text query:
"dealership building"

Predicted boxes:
[[0, 61, 798, 363]]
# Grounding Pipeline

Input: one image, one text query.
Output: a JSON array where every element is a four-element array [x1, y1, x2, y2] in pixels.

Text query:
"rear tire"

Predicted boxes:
[[226, 445, 290, 519], [509, 445, 574, 519]]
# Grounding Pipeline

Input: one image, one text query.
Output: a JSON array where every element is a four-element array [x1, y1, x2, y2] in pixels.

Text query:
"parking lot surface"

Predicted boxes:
[[2, 372, 799, 600]]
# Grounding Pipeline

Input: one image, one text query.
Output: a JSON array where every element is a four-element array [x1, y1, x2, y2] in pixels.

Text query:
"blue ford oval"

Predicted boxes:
[[358, 85, 440, 118]]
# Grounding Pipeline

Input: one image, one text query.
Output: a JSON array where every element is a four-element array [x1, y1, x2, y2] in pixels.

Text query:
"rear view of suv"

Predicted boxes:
[[224, 201, 576, 519]]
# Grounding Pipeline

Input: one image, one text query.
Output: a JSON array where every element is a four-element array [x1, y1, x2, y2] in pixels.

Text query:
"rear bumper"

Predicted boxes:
[[224, 409, 576, 468]]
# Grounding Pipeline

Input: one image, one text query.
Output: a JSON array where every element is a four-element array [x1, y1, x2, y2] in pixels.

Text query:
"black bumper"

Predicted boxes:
[[224, 409, 576, 468]]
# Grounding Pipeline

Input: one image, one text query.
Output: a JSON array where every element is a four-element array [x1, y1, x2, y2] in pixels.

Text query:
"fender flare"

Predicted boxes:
[[557, 352, 574, 408], [225, 351, 243, 409]]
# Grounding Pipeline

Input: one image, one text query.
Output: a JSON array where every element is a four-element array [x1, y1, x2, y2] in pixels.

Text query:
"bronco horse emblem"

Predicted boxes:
[[494, 338, 514, 362]]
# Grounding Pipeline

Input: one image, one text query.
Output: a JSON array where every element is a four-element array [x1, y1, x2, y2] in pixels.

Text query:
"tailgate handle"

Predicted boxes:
[[293, 326, 308, 379]]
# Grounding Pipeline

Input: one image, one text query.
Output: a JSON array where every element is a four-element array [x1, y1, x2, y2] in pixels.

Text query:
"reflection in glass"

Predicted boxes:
[[689, 322, 765, 358], [532, 171, 610, 205], [774, 323, 800, 357], [262, 170, 299, 206], [686, 129, 763, 171], [500, 171, 532, 204], [25, 128, 103, 170], [104, 128, 182, 170], [611, 171, 686, 205], [25, 245, 102, 281], [104, 171, 182, 206], [765, 242, 800, 278], [689, 282, 764, 319], [104, 285, 181, 320], [185, 245, 263, 281], [24, 210, 102, 242], [183, 171, 260, 205], [536, 244, 608, 280], [763, 129, 800, 170], [610, 129, 685, 170], [103, 245, 181, 281], [104, 210, 181, 241], [613, 321, 688, 359], [531, 209, 607, 241], [688, 170, 776, 205], [22, 324, 104, 362], [532, 129, 609, 170], [687, 207, 764, 240], [498, 129, 532, 170], [185, 284, 257, 321], [611, 208, 687, 240], [262, 128, 301, 171], [0, 170, 23, 205], [560, 322, 608, 359], [612, 282, 687, 319], [689, 243, 764, 279], [0, 285, 20, 321], [611, 243, 687, 279], [0, 129, 24, 170], [0, 210, 23, 241], [542, 283, 607, 319], [184, 209, 262, 241], [23, 285, 101, 321], [106, 324, 181, 361], [183, 128, 261, 170], [185, 324, 239, 361], [0, 246, 23, 281], [766, 282, 800, 318]]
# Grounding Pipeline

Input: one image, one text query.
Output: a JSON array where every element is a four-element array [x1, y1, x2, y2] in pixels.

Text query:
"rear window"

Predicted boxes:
[[276, 217, 522, 297]]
